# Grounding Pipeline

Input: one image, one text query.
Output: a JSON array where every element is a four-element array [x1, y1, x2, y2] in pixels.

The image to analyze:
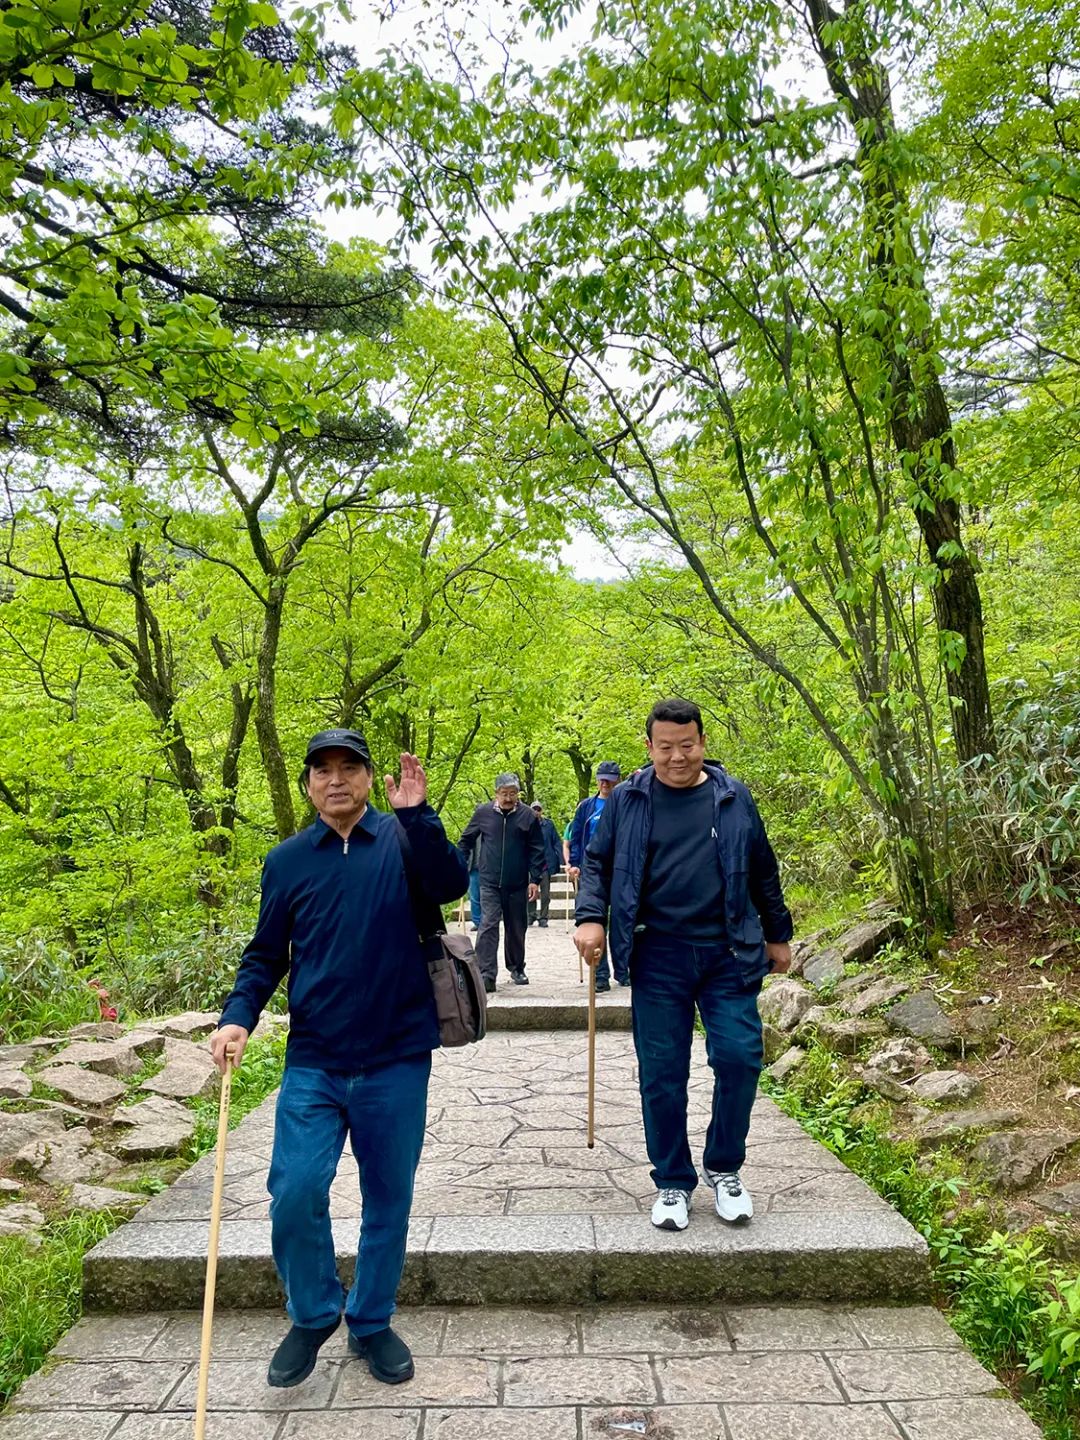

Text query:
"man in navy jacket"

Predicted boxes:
[[574, 699, 792, 1234], [211, 729, 467, 1391], [527, 800, 564, 927], [568, 760, 626, 989]]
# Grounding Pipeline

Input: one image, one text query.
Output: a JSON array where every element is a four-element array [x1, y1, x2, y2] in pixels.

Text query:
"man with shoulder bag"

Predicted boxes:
[[210, 730, 468, 1392]]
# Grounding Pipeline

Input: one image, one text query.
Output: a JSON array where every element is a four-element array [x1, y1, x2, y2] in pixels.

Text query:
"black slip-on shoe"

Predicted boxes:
[[348, 1326, 415, 1384], [595, 980, 611, 992], [267, 1318, 340, 1388], [511, 971, 529, 985], [484, 978, 496, 994]]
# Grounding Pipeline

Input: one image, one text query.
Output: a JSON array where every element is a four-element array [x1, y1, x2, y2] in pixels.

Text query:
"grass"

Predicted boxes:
[[764, 1047, 1080, 1440], [0, 1025, 288, 1410], [0, 1210, 120, 1406]]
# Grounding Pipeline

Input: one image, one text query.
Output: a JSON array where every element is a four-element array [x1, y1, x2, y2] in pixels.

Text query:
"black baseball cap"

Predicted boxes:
[[304, 729, 372, 766]]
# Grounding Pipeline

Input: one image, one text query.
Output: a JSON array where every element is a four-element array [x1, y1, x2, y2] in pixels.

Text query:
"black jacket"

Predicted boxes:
[[460, 801, 545, 890], [575, 764, 793, 986]]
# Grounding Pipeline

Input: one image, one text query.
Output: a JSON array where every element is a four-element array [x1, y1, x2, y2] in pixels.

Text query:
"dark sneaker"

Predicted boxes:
[[511, 971, 529, 985], [348, 1326, 415, 1384], [267, 1318, 340, 1388], [595, 981, 611, 993], [616, 977, 630, 987], [538, 920, 549, 927], [484, 978, 496, 994]]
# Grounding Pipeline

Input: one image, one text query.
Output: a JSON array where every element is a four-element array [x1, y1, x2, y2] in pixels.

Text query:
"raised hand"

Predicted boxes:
[[386, 752, 428, 809]]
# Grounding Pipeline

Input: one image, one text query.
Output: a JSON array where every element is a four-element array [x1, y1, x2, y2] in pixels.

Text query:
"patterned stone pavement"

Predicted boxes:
[[1, 1301, 1041, 1439]]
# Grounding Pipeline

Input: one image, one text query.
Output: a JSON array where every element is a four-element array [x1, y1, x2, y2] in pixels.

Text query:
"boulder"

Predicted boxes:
[[815, 1017, 888, 1055], [160, 1011, 220, 1041], [114, 1093, 193, 1127], [118, 1028, 166, 1059], [886, 992, 955, 1048], [40, 1064, 127, 1108], [0, 1202, 45, 1240], [0, 1041, 52, 1066], [955, 1005, 999, 1044], [68, 1021, 126, 1042], [0, 1107, 67, 1161], [111, 1093, 196, 1159], [758, 978, 814, 1032], [1031, 1183, 1080, 1217], [140, 1038, 217, 1100], [804, 951, 846, 990], [44, 1041, 144, 1078], [856, 1066, 912, 1103], [832, 913, 905, 966], [845, 978, 912, 1018], [0, 1066, 32, 1100], [835, 969, 884, 997], [761, 1022, 789, 1065], [67, 1182, 146, 1214], [910, 1070, 982, 1105], [972, 1130, 1079, 1192], [0, 1177, 22, 1194], [865, 1036, 934, 1078], [915, 1107, 1023, 1148], [767, 1047, 807, 1082], [14, 1126, 119, 1187]]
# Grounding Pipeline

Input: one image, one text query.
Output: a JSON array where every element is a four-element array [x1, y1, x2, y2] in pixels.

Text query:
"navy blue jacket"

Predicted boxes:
[[219, 802, 468, 1072], [575, 764, 793, 985], [539, 816, 563, 875], [569, 792, 606, 869]]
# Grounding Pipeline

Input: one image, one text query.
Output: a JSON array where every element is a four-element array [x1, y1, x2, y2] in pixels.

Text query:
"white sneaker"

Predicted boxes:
[[707, 1170, 753, 1224], [651, 1189, 691, 1231]]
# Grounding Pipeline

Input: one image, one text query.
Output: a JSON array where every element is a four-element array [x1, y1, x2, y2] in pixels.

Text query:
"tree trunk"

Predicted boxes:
[[254, 584, 296, 840]]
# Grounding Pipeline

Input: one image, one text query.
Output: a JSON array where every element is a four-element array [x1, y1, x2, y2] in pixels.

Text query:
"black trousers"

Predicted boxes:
[[527, 872, 551, 924], [476, 881, 528, 981]]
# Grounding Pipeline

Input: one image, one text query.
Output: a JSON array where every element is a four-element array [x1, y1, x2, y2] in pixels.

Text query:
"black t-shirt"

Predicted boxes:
[[637, 778, 727, 942]]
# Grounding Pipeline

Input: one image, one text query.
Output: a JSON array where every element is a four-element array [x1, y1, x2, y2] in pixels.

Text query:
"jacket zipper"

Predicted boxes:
[[343, 837, 349, 856]]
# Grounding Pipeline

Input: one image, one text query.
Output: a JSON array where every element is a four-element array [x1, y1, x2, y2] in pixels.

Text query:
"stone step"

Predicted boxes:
[[9, 1300, 1043, 1440], [83, 1029, 929, 1313]]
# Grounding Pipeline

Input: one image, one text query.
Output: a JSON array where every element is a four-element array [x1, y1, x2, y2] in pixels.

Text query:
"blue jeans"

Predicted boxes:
[[630, 932, 763, 1194], [468, 869, 482, 926], [267, 1053, 431, 1337]]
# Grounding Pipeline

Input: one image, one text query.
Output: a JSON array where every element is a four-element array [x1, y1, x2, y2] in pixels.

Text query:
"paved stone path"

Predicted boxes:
[[2, 1301, 1042, 1439], [0, 924, 1048, 1438]]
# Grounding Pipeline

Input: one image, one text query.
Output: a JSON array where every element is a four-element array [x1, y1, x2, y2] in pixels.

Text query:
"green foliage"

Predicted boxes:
[[0, 938, 98, 1042], [767, 1051, 1080, 1437], [188, 1026, 288, 1160], [0, 1210, 120, 1406]]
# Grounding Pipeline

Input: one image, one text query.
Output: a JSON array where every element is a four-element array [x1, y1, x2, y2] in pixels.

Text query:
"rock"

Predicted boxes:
[[67, 1182, 146, 1214], [835, 969, 884, 997], [111, 1093, 196, 1159], [794, 1005, 834, 1042], [815, 1017, 888, 1055], [910, 1070, 982, 1104], [844, 978, 912, 1018], [0, 1177, 22, 1194], [865, 1036, 934, 1078], [160, 1011, 220, 1041], [767, 1046, 807, 1082], [0, 1066, 32, 1099], [39, 1064, 127, 1108], [68, 1021, 126, 1041], [118, 1028, 166, 1059], [955, 1005, 999, 1043], [0, 1107, 67, 1161], [972, 1130, 1079, 1192], [832, 913, 905, 966], [804, 951, 846, 990], [1031, 1183, 1080, 1216], [886, 991, 955, 1048], [14, 1126, 119, 1187], [140, 1038, 217, 1100], [856, 1066, 912, 1102], [16, 1096, 110, 1129], [758, 978, 814, 1032], [43, 1041, 144, 1078], [0, 1202, 45, 1239], [761, 1022, 789, 1065], [0, 1041, 52, 1066], [915, 1107, 1023, 1148]]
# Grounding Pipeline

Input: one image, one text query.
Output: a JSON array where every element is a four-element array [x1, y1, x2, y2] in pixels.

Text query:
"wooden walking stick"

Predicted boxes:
[[458, 895, 467, 934], [194, 1046, 235, 1440], [569, 875, 584, 984], [587, 955, 596, 1149]]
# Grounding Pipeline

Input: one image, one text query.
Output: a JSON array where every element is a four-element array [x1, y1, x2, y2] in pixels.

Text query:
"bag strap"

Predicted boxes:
[[394, 821, 447, 943]]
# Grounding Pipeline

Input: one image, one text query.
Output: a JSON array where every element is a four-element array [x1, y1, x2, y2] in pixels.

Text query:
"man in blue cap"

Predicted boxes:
[[567, 760, 626, 990], [210, 729, 467, 1392]]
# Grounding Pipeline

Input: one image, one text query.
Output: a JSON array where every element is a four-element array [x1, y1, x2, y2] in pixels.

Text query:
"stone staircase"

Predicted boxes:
[[0, 924, 1046, 1440]]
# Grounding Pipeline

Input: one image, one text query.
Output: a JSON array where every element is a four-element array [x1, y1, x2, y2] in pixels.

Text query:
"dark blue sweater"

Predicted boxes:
[[219, 802, 469, 1072]]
